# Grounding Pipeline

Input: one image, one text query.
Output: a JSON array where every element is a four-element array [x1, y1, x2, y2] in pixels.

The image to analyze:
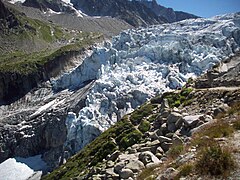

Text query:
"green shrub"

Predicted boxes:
[[196, 144, 235, 176], [138, 120, 151, 133], [165, 88, 193, 108], [130, 103, 157, 125], [119, 130, 142, 150]]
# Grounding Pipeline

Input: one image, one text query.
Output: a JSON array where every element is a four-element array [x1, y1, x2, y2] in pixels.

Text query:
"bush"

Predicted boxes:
[[138, 120, 151, 133], [119, 130, 142, 150], [196, 143, 235, 176], [130, 103, 156, 125], [166, 88, 193, 108]]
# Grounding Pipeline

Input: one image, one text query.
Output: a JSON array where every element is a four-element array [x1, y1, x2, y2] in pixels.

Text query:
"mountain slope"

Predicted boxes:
[[44, 51, 240, 179], [23, 0, 85, 16], [140, 0, 199, 23], [67, 0, 167, 27], [0, 1, 103, 103]]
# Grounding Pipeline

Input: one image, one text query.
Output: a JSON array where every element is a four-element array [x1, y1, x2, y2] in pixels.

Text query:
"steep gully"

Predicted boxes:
[[0, 13, 240, 176]]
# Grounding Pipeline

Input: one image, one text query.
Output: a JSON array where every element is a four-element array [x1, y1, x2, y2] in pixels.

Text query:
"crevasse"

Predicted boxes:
[[52, 13, 240, 153]]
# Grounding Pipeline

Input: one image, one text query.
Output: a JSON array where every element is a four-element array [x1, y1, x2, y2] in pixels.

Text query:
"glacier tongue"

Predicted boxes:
[[53, 13, 240, 153]]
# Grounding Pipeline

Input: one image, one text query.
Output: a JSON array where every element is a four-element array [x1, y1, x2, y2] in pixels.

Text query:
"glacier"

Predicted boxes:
[[52, 13, 240, 153]]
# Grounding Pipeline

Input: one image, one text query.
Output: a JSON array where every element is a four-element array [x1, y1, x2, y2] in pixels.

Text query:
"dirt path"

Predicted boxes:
[[196, 86, 240, 91]]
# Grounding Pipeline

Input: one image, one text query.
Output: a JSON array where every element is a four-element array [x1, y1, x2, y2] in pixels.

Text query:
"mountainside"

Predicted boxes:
[[12, 0, 198, 27], [71, 0, 166, 27], [0, 0, 19, 32], [23, 0, 85, 17], [5, 0, 133, 37], [44, 50, 240, 180], [140, 0, 199, 23], [0, 12, 239, 180], [0, 0, 105, 104]]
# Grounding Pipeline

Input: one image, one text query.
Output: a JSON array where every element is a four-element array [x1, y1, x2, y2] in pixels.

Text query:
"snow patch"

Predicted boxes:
[[0, 155, 47, 180]]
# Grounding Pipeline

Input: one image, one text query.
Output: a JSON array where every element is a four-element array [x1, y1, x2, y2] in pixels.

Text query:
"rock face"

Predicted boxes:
[[71, 0, 166, 27], [23, 0, 85, 16], [140, 0, 199, 23], [0, 47, 90, 104], [0, 0, 19, 31], [195, 51, 240, 88], [0, 80, 93, 170]]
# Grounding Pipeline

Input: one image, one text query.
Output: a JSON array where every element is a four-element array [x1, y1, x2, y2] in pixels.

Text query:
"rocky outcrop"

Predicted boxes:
[[195, 51, 240, 88], [0, 79, 93, 170], [23, 0, 81, 16], [140, 0, 199, 23], [0, 0, 19, 32], [0, 46, 94, 104]]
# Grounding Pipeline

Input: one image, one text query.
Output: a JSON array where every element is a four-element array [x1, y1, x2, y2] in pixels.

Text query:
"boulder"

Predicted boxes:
[[108, 150, 120, 161], [167, 123, 177, 132], [160, 142, 172, 152], [106, 160, 115, 168], [167, 112, 182, 124], [159, 123, 168, 135], [114, 161, 125, 174], [105, 168, 119, 179], [158, 136, 172, 143], [149, 131, 159, 141], [119, 168, 134, 179], [182, 115, 202, 128], [156, 146, 164, 155], [125, 160, 145, 173], [138, 151, 160, 165]]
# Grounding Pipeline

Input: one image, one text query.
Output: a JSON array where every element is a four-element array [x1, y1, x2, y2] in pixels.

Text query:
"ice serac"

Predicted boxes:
[[52, 13, 240, 153]]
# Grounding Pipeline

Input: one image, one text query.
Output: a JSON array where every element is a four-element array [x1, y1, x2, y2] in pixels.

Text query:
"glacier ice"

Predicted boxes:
[[52, 13, 240, 153]]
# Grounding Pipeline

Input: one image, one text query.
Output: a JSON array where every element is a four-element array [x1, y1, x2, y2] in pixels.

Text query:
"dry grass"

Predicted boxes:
[[196, 143, 235, 176]]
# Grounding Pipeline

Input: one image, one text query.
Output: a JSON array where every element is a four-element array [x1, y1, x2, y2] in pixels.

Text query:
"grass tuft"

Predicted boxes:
[[196, 143, 235, 176]]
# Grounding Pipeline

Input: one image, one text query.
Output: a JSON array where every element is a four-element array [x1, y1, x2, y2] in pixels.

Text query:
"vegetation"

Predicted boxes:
[[192, 120, 234, 148], [196, 143, 235, 176], [168, 144, 184, 159], [137, 166, 158, 180], [130, 103, 158, 125], [138, 120, 151, 133], [174, 163, 194, 179], [0, 8, 102, 75], [43, 117, 143, 179], [165, 87, 193, 108]]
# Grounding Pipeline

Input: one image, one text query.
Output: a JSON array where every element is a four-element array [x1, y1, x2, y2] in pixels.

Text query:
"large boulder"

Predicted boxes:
[[119, 168, 134, 179], [167, 112, 183, 124], [138, 151, 160, 165], [125, 160, 145, 173]]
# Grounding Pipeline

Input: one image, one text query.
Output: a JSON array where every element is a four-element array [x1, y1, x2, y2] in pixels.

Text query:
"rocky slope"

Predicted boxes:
[[23, 0, 84, 16], [44, 49, 240, 180], [71, 0, 166, 27], [6, 1, 133, 37], [140, 0, 199, 23]]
